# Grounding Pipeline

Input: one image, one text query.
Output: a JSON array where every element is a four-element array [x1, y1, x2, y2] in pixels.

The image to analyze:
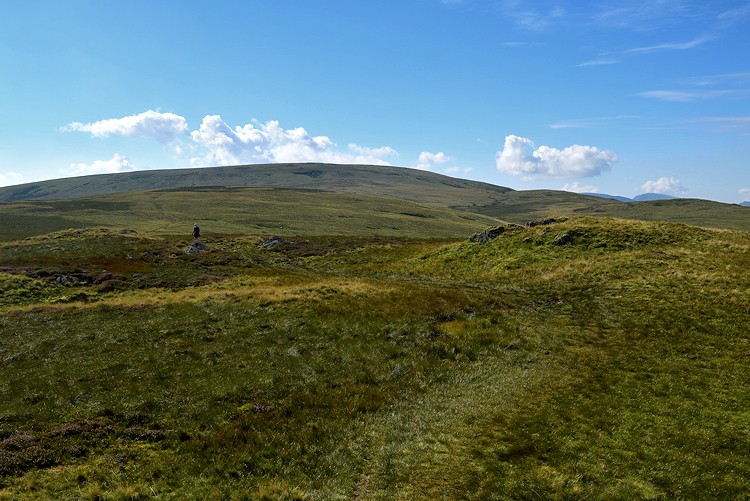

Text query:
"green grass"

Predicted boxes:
[[0, 216, 748, 499]]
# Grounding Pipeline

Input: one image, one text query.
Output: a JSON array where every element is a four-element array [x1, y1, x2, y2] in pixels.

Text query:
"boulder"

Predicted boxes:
[[185, 242, 208, 254], [259, 236, 285, 249], [554, 233, 573, 245]]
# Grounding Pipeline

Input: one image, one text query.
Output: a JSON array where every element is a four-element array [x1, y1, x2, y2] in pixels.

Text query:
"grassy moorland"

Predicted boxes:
[[1, 163, 748, 233], [0, 211, 748, 499], [0, 187, 502, 243]]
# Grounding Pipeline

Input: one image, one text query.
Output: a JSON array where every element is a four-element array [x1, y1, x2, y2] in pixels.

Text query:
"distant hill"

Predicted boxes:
[[740, 201, 750, 207], [583, 192, 677, 202], [582, 192, 632, 202], [0, 163, 513, 208], [1, 163, 748, 233], [633, 193, 677, 202]]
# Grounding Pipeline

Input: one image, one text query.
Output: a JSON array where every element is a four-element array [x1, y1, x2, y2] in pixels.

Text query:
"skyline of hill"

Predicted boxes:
[[0, 163, 748, 233]]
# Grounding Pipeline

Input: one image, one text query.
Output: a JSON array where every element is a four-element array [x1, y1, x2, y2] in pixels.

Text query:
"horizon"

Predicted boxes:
[[1, 1, 749, 203]]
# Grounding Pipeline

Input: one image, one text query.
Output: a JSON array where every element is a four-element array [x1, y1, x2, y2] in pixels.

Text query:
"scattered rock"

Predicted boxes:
[[55, 275, 77, 285], [524, 218, 559, 228], [470, 226, 506, 244], [185, 242, 208, 254], [259, 236, 285, 249]]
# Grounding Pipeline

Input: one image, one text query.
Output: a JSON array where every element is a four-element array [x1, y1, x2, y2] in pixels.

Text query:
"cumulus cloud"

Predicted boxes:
[[496, 134, 617, 179], [640, 176, 687, 195], [416, 151, 451, 170], [562, 181, 598, 193], [64, 110, 188, 144], [63, 153, 136, 176], [63, 111, 400, 168], [0, 171, 23, 187], [189, 115, 398, 167], [738, 187, 750, 199]]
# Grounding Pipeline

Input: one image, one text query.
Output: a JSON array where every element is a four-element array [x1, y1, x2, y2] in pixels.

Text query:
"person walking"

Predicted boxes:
[[193, 223, 200, 240]]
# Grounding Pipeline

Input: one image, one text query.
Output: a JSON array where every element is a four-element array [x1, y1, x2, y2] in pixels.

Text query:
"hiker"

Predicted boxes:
[[193, 223, 200, 239]]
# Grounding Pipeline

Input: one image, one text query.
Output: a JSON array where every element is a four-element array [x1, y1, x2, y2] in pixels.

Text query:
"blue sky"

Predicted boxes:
[[1, 0, 749, 202]]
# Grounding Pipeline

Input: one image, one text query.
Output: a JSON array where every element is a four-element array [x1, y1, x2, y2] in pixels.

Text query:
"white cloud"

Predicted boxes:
[[63, 153, 136, 176], [739, 187, 750, 199], [64, 110, 400, 169], [495, 134, 617, 179], [562, 181, 597, 193], [416, 151, 451, 170], [445, 166, 473, 175], [640, 176, 688, 195], [64, 110, 188, 144], [189, 115, 398, 167], [0, 171, 23, 187]]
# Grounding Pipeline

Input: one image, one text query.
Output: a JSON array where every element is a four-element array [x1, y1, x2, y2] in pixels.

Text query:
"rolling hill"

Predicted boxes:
[[0, 163, 513, 208], [0, 163, 748, 235]]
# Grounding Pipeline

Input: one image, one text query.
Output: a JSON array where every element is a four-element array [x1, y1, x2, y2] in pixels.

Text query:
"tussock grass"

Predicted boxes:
[[1, 216, 748, 498]]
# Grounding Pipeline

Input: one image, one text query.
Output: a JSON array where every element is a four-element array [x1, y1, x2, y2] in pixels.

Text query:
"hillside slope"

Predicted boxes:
[[0, 163, 512, 208], [0, 187, 503, 242]]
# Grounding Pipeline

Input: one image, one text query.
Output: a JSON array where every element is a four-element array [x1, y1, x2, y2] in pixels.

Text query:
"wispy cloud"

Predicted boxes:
[[496, 134, 617, 180], [501, 41, 545, 48], [549, 115, 640, 129], [684, 72, 750, 87], [591, 1, 706, 31], [638, 88, 750, 102], [624, 36, 712, 54], [684, 115, 750, 133], [739, 187, 750, 199], [638, 69, 750, 102], [577, 58, 620, 68], [580, 36, 712, 67], [499, 1, 567, 31], [717, 2, 750, 27]]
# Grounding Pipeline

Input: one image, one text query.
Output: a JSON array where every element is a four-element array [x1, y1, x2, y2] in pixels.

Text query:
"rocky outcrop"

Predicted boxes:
[[470, 226, 506, 244], [524, 218, 559, 228]]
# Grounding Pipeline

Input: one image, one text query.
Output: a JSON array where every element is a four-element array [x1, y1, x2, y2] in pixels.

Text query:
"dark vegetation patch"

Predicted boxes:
[[293, 169, 325, 178]]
